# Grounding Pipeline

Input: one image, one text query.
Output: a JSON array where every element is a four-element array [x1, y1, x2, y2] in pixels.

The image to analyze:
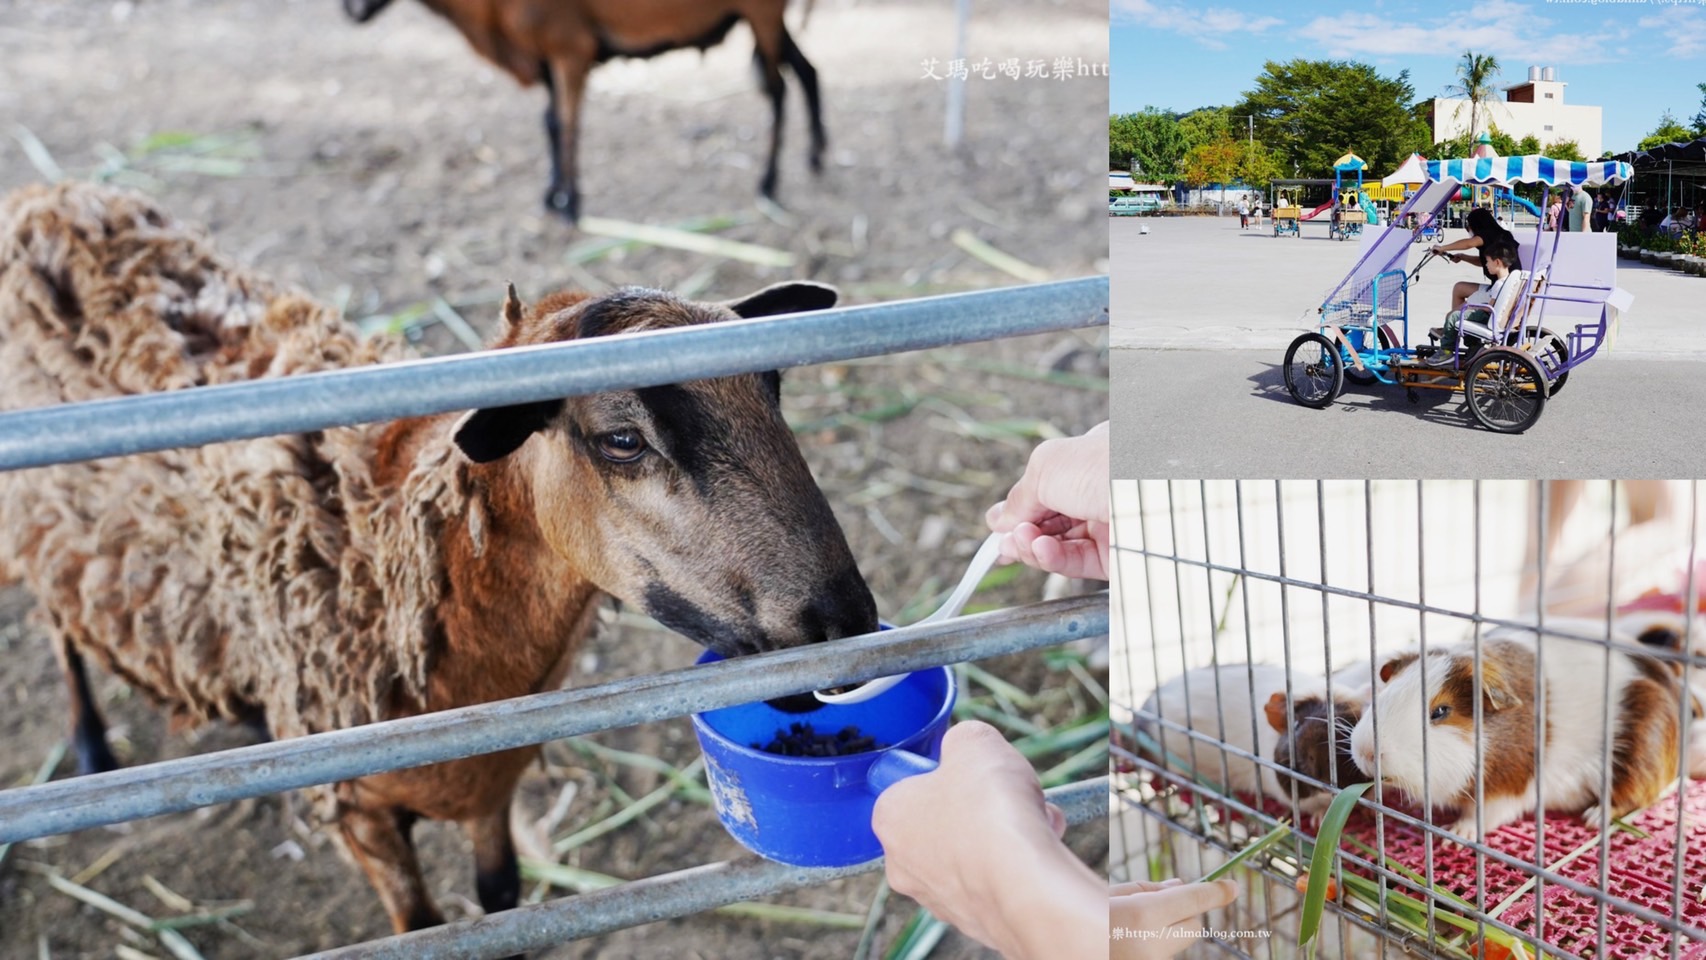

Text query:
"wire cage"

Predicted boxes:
[[1111, 480, 1706, 960]]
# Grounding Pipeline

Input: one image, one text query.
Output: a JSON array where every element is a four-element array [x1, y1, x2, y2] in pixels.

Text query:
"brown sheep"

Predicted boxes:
[[0, 181, 876, 934], [344, 0, 826, 223]]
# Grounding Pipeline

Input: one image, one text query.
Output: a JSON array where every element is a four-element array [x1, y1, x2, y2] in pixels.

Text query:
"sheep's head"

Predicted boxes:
[[453, 283, 878, 659]]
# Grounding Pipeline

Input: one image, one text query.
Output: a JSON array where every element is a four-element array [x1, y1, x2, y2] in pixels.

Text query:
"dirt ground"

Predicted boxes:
[[0, 1, 1108, 958]]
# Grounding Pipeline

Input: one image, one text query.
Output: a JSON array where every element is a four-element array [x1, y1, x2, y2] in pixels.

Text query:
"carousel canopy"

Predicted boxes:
[[1426, 155, 1632, 186]]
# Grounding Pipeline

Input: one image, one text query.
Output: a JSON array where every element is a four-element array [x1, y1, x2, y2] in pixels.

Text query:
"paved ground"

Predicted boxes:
[[1112, 350, 1706, 478], [1112, 216, 1705, 355]]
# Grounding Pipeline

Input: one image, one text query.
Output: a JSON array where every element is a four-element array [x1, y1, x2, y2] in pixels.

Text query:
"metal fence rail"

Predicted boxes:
[[0, 277, 1107, 471], [306, 776, 1109, 960], [0, 594, 1106, 844]]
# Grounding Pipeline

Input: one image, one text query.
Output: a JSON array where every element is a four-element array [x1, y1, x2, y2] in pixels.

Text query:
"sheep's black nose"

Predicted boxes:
[[800, 566, 879, 645]]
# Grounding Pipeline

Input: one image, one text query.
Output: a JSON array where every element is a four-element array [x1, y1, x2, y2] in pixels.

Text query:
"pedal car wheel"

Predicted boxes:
[[1525, 327, 1570, 397], [1283, 332, 1344, 408], [1344, 325, 1397, 386], [1465, 347, 1547, 434]]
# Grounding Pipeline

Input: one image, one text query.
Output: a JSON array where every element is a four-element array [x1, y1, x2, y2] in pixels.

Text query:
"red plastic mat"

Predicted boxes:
[[1325, 781, 1706, 958]]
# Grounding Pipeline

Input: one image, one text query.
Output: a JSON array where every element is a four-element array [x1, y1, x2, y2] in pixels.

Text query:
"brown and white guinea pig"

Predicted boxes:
[[1349, 622, 1689, 841], [1618, 610, 1706, 778], [1267, 688, 1371, 816], [1138, 663, 1328, 802]]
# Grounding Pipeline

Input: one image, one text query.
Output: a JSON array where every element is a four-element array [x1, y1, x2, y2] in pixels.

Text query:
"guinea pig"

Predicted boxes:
[[1137, 663, 1327, 802], [1350, 624, 1687, 841], [1267, 691, 1371, 815], [1619, 610, 1706, 778]]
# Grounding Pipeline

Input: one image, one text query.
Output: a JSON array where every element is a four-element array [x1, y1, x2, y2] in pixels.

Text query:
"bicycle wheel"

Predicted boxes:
[[1465, 347, 1547, 433], [1344, 325, 1397, 386], [1284, 332, 1344, 408]]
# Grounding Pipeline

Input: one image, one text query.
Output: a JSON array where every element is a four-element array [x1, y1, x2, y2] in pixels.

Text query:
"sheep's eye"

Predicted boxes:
[[1429, 704, 1451, 723], [597, 431, 647, 463]]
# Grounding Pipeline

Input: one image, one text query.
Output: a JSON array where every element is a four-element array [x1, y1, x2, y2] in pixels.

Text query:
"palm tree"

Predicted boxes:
[[1447, 51, 1502, 140]]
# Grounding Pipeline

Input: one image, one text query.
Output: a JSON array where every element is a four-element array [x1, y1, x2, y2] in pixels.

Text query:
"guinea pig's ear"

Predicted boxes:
[[724, 282, 839, 319], [1378, 652, 1419, 685], [1636, 624, 1684, 653], [1263, 692, 1290, 733], [1476, 656, 1524, 711], [452, 400, 563, 463]]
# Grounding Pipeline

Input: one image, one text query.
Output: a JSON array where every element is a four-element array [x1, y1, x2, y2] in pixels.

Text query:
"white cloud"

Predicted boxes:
[[1112, 0, 1283, 50], [1301, 0, 1610, 72], [1638, 8, 1706, 58]]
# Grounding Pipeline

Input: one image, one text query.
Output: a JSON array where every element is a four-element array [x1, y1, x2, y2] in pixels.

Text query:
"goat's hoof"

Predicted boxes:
[[543, 188, 578, 224]]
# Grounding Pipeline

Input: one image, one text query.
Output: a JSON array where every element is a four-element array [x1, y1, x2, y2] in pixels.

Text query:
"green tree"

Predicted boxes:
[[1236, 139, 1283, 189], [1445, 51, 1502, 141], [1515, 134, 1542, 156], [1110, 109, 1189, 179], [1640, 110, 1695, 150], [1177, 106, 1234, 151], [1693, 82, 1706, 137], [1542, 139, 1584, 162], [1234, 59, 1431, 178], [1181, 136, 1241, 188]]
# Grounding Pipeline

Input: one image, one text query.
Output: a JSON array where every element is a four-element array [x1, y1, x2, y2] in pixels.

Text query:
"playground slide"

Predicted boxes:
[[1510, 195, 1542, 218], [1298, 201, 1335, 221]]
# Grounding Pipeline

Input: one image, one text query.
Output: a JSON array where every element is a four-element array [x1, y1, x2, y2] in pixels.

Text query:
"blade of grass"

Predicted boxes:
[[949, 228, 1049, 283], [1013, 715, 1109, 760], [1200, 821, 1293, 882], [432, 297, 486, 352], [0, 741, 68, 869], [11, 125, 63, 182], [551, 757, 705, 852], [883, 908, 950, 960], [150, 904, 253, 931], [952, 699, 1047, 738], [1039, 738, 1108, 788], [851, 877, 891, 960], [519, 858, 863, 928], [958, 662, 1037, 710], [577, 216, 793, 268], [564, 213, 745, 264], [1298, 782, 1374, 947], [567, 740, 713, 804], [23, 865, 205, 960]]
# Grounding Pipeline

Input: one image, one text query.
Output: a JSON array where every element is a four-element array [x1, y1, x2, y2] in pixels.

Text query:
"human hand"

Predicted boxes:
[[1110, 877, 1241, 959], [986, 422, 1109, 581], [872, 722, 1102, 959]]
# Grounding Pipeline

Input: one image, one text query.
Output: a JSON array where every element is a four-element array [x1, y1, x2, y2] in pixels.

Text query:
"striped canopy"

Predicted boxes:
[[1426, 155, 1632, 186]]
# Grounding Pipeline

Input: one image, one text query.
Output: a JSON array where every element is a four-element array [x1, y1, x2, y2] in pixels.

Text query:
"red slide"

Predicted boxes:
[[1297, 201, 1335, 221]]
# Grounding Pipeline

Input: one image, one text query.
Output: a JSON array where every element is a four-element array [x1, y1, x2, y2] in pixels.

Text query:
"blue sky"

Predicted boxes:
[[1111, 0, 1706, 155]]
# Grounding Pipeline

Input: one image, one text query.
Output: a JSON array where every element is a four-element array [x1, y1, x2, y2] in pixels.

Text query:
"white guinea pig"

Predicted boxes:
[[1349, 621, 1687, 841], [1137, 663, 1328, 802]]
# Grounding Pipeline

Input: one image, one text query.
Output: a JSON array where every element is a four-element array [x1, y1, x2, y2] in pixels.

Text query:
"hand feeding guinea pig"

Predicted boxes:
[[1349, 621, 1688, 841]]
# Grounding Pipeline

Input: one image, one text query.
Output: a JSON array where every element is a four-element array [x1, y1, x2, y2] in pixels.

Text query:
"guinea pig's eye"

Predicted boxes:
[[596, 430, 647, 464], [1429, 704, 1451, 723]]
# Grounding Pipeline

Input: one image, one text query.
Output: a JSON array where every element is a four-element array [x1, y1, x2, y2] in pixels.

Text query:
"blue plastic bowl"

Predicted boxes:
[[691, 648, 956, 867]]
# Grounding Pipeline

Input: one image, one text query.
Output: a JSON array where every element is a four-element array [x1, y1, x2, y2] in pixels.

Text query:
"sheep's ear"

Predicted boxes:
[[724, 282, 838, 319], [452, 400, 562, 464], [1378, 652, 1418, 685], [500, 282, 525, 334]]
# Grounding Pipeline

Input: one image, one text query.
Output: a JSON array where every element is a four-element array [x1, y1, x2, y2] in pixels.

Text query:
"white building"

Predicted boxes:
[[1429, 66, 1603, 160]]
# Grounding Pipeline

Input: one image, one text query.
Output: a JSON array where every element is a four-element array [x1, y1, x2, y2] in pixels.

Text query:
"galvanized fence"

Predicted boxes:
[[0, 278, 1110, 957], [1111, 480, 1706, 960]]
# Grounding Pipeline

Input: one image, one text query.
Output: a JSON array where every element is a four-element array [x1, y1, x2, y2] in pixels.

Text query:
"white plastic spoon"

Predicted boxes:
[[814, 531, 1007, 704]]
